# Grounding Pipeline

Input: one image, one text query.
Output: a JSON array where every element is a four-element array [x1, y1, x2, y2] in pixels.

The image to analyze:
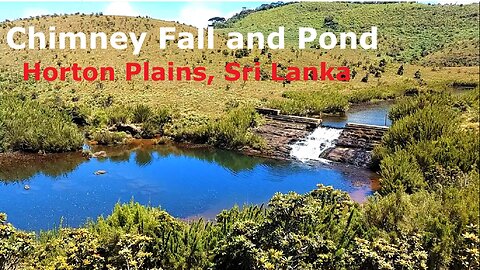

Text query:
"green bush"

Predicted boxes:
[[375, 92, 479, 194], [91, 130, 127, 145], [388, 91, 458, 123], [0, 95, 83, 153], [106, 105, 131, 126], [164, 112, 212, 143], [214, 185, 362, 269], [363, 176, 479, 269], [209, 106, 264, 149], [164, 106, 264, 149], [151, 108, 172, 128], [381, 105, 459, 152], [0, 213, 34, 270], [379, 149, 426, 194], [347, 235, 428, 270], [141, 108, 172, 138], [269, 90, 349, 116], [132, 104, 153, 123]]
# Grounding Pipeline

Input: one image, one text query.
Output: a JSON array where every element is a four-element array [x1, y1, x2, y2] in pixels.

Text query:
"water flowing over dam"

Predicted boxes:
[[289, 123, 389, 167], [251, 104, 390, 163], [289, 126, 342, 161]]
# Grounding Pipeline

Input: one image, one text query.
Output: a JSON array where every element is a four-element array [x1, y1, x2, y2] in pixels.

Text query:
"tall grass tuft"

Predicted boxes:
[[0, 95, 83, 153]]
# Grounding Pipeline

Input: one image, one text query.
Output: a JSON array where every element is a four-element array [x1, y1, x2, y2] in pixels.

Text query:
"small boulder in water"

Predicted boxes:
[[92, 151, 107, 158], [94, 170, 107, 175]]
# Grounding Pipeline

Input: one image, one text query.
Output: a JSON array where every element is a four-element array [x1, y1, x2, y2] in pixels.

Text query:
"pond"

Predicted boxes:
[[0, 102, 391, 232], [0, 144, 378, 231]]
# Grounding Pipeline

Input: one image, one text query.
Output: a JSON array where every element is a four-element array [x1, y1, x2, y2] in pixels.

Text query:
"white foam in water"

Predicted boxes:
[[290, 126, 343, 162]]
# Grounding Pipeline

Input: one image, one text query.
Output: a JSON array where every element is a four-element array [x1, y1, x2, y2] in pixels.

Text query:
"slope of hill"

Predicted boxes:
[[219, 2, 479, 65], [0, 4, 478, 118]]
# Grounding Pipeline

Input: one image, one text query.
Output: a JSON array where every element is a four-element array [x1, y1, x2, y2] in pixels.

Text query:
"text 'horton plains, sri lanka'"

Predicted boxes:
[[23, 61, 351, 84]]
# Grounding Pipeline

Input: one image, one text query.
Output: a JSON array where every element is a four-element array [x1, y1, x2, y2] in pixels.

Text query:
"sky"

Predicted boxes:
[[0, 1, 478, 28], [0, 1, 265, 27]]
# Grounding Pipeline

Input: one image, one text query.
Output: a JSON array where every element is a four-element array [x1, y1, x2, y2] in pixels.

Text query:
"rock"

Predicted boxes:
[[323, 123, 388, 167], [92, 151, 107, 158], [113, 123, 142, 136], [323, 147, 373, 168], [94, 170, 107, 175], [24, 185, 30, 190], [246, 118, 312, 160]]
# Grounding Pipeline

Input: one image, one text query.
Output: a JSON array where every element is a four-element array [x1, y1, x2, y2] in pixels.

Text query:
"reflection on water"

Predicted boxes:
[[0, 143, 376, 231], [0, 153, 86, 182]]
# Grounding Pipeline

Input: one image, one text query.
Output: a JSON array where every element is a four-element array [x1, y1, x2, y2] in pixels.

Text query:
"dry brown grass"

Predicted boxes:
[[0, 15, 478, 116]]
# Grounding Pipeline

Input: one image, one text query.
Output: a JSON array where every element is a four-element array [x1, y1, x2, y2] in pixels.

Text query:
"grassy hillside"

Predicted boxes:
[[0, 6, 477, 117], [219, 2, 479, 66], [0, 3, 478, 152]]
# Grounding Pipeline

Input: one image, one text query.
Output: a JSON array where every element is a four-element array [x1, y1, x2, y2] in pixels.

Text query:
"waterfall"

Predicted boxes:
[[290, 126, 343, 162]]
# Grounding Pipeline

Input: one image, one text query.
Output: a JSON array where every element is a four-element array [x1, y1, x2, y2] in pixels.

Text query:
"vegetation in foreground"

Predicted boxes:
[[1, 90, 478, 270]]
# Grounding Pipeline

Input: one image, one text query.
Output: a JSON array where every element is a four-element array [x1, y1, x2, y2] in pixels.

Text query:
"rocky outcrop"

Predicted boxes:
[[322, 147, 374, 167], [246, 119, 314, 160], [336, 123, 388, 150], [242, 109, 322, 160], [323, 123, 388, 167]]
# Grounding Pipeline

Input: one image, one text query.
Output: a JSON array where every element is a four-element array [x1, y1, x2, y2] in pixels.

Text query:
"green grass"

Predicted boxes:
[[0, 94, 83, 153], [374, 91, 479, 194], [220, 2, 479, 65]]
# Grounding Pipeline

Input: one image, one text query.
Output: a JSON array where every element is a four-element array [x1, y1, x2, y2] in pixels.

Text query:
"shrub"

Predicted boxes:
[[0, 95, 83, 153], [132, 104, 153, 123], [140, 121, 158, 139], [214, 185, 362, 269], [164, 107, 263, 149], [106, 105, 131, 125], [151, 108, 171, 128], [347, 235, 428, 270], [0, 213, 34, 270], [381, 105, 458, 153], [379, 149, 426, 194], [269, 90, 349, 116], [163, 112, 212, 143], [91, 130, 127, 145], [362, 178, 479, 269], [91, 201, 213, 269], [376, 91, 479, 193], [209, 106, 264, 149], [388, 92, 456, 123]]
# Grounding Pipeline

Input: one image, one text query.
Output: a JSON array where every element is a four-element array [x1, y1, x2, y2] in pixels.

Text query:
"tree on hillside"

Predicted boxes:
[[208, 17, 226, 27]]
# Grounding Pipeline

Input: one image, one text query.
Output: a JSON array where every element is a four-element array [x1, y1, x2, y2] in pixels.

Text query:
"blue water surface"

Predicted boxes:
[[0, 145, 375, 231], [322, 101, 392, 128]]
